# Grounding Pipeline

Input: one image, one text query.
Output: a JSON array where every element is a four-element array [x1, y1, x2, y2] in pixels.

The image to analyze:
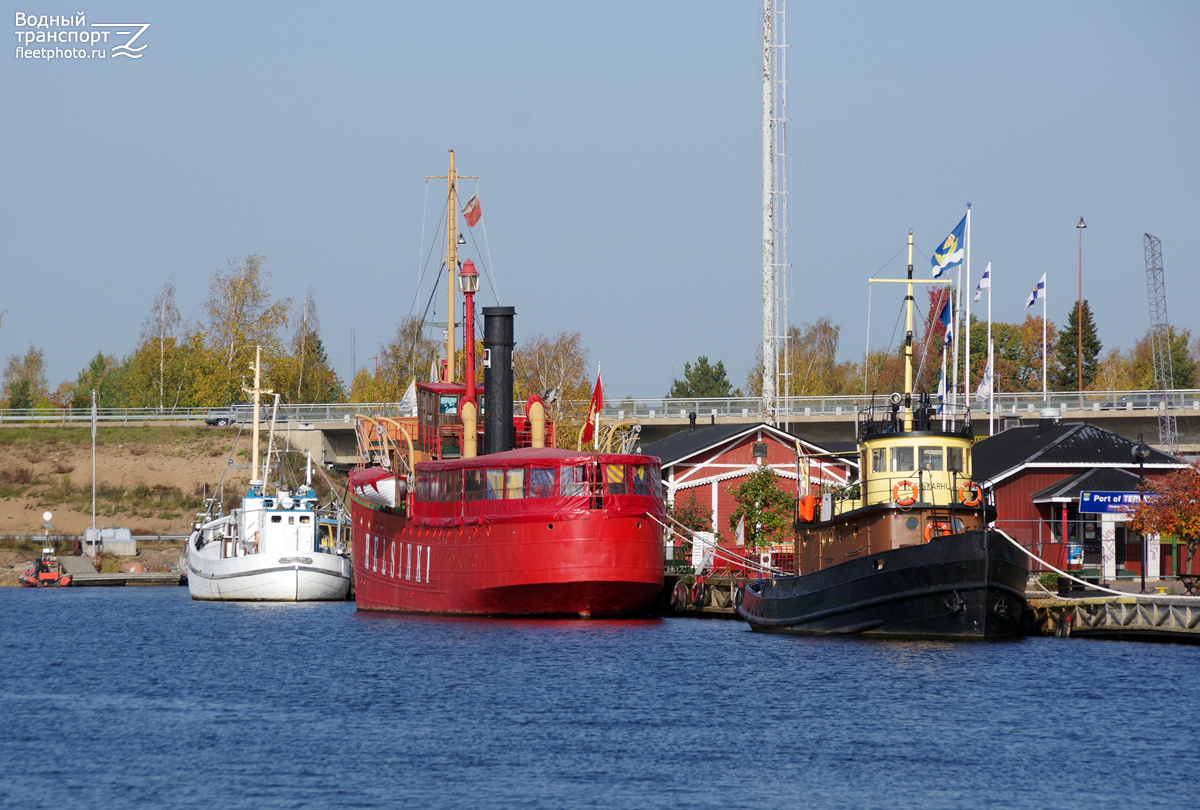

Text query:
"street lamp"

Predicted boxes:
[[1077, 217, 1087, 401], [1132, 435, 1151, 593]]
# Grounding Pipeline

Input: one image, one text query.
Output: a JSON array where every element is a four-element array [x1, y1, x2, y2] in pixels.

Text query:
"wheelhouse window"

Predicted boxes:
[[528, 468, 555, 498], [918, 447, 943, 471], [947, 447, 965, 474], [872, 448, 886, 474], [891, 447, 914, 472], [439, 395, 459, 415], [561, 466, 587, 497]]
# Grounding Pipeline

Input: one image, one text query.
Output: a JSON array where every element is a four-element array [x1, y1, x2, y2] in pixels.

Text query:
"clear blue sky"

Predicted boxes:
[[4, 2, 1198, 400]]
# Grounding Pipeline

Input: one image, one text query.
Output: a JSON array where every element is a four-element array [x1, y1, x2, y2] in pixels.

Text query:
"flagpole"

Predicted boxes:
[[987, 266, 994, 434], [91, 389, 97, 536], [963, 204, 971, 404], [1042, 274, 1048, 401], [952, 264, 961, 411]]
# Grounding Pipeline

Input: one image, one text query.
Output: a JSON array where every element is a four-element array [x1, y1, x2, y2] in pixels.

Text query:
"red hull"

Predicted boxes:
[[350, 498, 664, 617]]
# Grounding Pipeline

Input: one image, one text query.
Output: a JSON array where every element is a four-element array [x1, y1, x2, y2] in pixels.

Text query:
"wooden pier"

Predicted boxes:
[[58, 556, 184, 587]]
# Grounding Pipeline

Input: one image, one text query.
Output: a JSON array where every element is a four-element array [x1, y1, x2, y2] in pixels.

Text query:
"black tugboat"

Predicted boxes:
[[737, 232, 1029, 639]]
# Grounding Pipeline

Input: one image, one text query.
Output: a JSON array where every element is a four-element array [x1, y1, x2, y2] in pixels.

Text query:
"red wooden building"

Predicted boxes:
[[640, 422, 856, 569], [973, 418, 1193, 579]]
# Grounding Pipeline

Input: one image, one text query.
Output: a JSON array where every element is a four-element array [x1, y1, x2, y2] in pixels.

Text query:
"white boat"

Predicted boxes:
[[186, 348, 352, 602]]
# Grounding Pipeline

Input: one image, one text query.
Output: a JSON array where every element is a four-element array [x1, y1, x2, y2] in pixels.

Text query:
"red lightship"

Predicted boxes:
[[347, 151, 664, 617]]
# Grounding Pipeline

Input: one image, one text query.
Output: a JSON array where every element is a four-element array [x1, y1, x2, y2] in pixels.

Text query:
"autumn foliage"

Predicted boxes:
[[1127, 464, 1200, 568]]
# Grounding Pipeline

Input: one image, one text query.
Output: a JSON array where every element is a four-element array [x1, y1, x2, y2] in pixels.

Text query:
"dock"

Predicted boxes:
[[1029, 592, 1200, 643], [58, 556, 184, 587]]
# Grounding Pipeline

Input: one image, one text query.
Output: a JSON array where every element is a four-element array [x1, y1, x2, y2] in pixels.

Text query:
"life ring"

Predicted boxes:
[[893, 481, 918, 506], [925, 522, 950, 542], [959, 482, 982, 507], [691, 580, 705, 608]]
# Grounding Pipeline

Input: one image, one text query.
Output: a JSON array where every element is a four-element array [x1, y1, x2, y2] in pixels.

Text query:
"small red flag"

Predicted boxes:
[[581, 370, 604, 445], [462, 194, 482, 227]]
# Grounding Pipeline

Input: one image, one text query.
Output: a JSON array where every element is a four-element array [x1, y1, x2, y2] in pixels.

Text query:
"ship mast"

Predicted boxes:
[[904, 230, 915, 430], [245, 346, 272, 489], [428, 150, 477, 383]]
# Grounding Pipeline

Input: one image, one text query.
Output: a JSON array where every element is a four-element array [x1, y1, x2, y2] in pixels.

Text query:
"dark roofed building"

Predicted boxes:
[[974, 420, 1191, 581]]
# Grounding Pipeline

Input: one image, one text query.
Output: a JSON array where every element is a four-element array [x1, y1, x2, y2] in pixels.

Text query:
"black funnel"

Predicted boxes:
[[483, 306, 515, 455]]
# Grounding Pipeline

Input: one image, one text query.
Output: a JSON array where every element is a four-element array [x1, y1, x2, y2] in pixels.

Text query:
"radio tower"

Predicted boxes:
[[1144, 233, 1177, 452]]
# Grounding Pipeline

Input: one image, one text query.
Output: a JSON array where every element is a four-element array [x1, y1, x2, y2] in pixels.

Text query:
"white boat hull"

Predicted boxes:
[[187, 548, 351, 601]]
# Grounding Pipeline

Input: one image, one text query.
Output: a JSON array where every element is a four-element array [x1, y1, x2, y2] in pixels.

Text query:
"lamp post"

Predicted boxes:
[[1132, 435, 1151, 593], [458, 259, 480, 458], [1077, 217, 1086, 402]]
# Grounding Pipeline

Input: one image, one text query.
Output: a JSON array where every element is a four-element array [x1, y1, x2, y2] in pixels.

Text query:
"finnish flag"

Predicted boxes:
[[974, 262, 991, 303], [1025, 272, 1046, 309]]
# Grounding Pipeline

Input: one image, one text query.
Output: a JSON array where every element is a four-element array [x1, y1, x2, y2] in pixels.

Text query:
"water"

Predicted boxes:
[[1, 588, 1195, 810]]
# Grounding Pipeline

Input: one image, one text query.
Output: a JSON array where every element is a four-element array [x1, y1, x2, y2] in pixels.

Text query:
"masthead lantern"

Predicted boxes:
[[458, 258, 480, 294]]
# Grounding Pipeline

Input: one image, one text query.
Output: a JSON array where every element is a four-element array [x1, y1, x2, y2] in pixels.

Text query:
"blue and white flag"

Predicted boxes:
[[973, 261, 991, 303], [1024, 272, 1046, 309], [935, 369, 947, 413], [937, 296, 954, 347], [931, 215, 966, 278], [975, 355, 993, 403]]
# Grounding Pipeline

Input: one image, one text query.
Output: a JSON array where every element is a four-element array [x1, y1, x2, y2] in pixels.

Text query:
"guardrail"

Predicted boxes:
[[2, 390, 1198, 426]]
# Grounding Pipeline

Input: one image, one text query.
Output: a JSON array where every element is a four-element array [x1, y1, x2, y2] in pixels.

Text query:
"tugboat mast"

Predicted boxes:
[[428, 150, 477, 383]]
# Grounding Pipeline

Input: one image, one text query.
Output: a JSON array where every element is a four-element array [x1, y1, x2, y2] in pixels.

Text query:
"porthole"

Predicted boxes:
[[873, 559, 885, 571], [905, 517, 919, 530]]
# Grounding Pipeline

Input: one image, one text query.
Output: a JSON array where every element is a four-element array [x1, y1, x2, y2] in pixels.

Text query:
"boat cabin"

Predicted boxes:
[[410, 448, 664, 527]]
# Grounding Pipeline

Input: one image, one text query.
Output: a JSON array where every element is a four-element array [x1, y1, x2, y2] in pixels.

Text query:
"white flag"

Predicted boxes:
[[429, 356, 440, 383], [974, 261, 991, 303], [735, 514, 745, 546], [91, 390, 98, 439], [975, 356, 993, 403], [399, 378, 417, 417], [1025, 272, 1046, 309]]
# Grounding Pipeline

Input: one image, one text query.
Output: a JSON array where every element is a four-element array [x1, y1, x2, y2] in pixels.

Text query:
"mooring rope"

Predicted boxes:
[[995, 528, 1200, 601], [650, 513, 787, 576]]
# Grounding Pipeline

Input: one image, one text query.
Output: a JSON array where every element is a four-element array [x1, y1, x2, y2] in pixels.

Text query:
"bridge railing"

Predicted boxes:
[[3, 390, 1199, 426]]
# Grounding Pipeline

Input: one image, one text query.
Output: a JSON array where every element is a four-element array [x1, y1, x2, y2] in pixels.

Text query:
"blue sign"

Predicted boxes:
[[1079, 491, 1141, 514]]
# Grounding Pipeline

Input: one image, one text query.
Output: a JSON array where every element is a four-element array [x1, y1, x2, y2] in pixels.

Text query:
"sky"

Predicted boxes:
[[3, 1, 1198, 401]]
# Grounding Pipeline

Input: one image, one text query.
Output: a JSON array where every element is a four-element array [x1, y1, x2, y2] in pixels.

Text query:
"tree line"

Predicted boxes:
[[0, 256, 600, 446]]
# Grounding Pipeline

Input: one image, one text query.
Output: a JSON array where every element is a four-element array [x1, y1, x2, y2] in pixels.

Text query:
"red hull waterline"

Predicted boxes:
[[351, 499, 664, 617]]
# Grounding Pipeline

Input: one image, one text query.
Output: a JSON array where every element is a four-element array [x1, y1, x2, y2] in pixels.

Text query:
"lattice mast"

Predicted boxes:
[[772, 0, 791, 423], [760, 0, 776, 424], [1144, 233, 1178, 452]]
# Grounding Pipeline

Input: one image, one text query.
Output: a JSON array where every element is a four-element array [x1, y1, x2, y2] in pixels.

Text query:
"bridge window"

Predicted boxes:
[[439, 395, 458, 415], [561, 466, 587, 497], [464, 469, 486, 501], [891, 447, 914, 472], [528, 468, 555, 498], [872, 448, 886, 474], [919, 447, 943, 471], [947, 446, 964, 473]]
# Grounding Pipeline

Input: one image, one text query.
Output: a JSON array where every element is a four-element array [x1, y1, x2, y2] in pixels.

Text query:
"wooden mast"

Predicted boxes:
[[428, 150, 477, 384]]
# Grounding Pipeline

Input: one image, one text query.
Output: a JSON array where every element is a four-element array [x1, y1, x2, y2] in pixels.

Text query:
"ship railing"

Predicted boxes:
[[991, 518, 1199, 585]]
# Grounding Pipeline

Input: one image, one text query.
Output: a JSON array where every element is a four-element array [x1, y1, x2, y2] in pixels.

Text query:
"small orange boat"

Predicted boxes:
[[18, 548, 73, 587]]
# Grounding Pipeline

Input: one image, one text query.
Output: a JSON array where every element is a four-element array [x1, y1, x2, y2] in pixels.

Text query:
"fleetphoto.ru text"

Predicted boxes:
[[14, 11, 149, 60]]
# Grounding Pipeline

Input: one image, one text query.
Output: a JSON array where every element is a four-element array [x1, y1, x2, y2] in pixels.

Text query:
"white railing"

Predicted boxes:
[[2, 390, 1198, 425]]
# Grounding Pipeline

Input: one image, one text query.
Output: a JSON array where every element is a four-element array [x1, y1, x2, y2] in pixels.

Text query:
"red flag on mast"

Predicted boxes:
[[581, 369, 604, 445], [462, 194, 482, 227]]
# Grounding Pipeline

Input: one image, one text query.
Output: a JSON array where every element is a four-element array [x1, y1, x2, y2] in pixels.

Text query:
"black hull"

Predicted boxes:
[[737, 530, 1030, 639]]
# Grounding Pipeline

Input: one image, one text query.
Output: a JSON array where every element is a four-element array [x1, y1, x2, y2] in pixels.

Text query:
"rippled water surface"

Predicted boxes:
[[1, 587, 1196, 809]]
